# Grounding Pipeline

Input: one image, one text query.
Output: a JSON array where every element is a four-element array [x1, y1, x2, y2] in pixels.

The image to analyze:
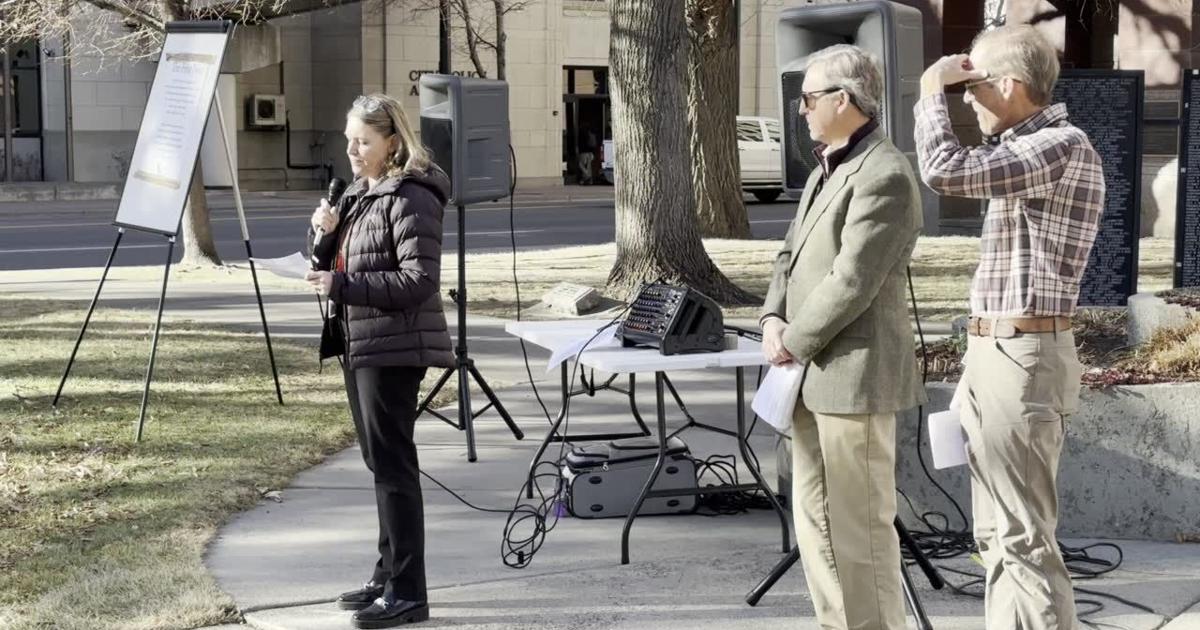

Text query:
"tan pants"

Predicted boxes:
[[961, 329, 1083, 630], [791, 405, 905, 630]]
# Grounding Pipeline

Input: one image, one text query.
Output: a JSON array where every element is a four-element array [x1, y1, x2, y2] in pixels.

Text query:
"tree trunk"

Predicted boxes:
[[494, 0, 507, 80], [607, 0, 759, 305], [180, 159, 222, 266], [686, 0, 751, 239], [159, 0, 220, 266]]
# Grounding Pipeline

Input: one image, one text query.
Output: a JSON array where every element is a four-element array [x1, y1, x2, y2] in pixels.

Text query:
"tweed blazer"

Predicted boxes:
[[761, 126, 927, 415]]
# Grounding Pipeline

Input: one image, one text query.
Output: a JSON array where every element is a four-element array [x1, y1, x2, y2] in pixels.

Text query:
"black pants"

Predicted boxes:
[[343, 365, 428, 601]]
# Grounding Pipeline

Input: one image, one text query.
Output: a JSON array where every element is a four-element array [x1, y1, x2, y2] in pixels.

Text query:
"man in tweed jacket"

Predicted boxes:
[[760, 44, 925, 630]]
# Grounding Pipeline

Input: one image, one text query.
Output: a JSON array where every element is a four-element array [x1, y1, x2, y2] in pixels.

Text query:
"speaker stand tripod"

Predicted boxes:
[[415, 203, 523, 462], [746, 516, 944, 630]]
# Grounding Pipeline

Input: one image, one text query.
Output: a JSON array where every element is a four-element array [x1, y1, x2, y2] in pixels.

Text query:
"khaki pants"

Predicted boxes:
[[791, 405, 905, 630], [961, 329, 1083, 630]]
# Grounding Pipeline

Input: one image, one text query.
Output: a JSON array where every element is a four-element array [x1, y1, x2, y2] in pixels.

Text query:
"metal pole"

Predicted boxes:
[[136, 236, 176, 442], [63, 32, 75, 181], [455, 203, 475, 461], [213, 95, 283, 405], [53, 228, 124, 407], [2, 45, 14, 182]]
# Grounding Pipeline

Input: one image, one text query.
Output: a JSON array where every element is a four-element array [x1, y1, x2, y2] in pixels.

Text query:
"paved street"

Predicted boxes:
[[0, 189, 799, 270]]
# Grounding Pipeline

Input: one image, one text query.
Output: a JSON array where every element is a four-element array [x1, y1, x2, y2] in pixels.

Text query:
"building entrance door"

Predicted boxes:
[[562, 65, 609, 185]]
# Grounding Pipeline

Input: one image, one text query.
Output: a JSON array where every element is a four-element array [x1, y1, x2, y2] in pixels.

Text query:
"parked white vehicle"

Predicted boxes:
[[600, 116, 785, 202], [736, 115, 784, 202]]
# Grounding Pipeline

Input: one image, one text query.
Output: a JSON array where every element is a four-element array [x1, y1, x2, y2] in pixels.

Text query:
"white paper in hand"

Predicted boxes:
[[928, 405, 969, 470], [751, 363, 803, 436], [249, 252, 311, 280]]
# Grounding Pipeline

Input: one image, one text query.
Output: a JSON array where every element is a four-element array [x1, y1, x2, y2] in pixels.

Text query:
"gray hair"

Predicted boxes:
[[803, 44, 883, 119], [972, 25, 1059, 105]]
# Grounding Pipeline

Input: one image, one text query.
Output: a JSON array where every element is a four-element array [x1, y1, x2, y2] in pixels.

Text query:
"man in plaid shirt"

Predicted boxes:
[[914, 25, 1104, 630]]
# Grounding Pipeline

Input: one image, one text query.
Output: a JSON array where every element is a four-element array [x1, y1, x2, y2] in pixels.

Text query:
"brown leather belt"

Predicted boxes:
[[967, 316, 1072, 338]]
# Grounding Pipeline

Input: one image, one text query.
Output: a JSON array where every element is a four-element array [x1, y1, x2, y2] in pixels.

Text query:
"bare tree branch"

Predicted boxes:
[[80, 0, 164, 30]]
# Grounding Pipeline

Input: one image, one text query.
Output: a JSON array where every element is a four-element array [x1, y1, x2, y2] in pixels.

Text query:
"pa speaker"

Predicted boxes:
[[418, 74, 512, 205], [776, 1, 923, 193]]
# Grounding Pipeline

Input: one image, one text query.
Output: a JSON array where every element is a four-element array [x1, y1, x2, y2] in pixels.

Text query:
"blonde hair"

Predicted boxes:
[[347, 93, 433, 178], [972, 25, 1060, 105]]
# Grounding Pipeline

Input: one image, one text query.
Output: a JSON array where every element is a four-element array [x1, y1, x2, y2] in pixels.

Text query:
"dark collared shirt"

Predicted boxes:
[[812, 118, 880, 185]]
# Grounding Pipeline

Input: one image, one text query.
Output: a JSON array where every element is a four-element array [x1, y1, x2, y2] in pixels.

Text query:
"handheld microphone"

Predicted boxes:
[[312, 177, 348, 267]]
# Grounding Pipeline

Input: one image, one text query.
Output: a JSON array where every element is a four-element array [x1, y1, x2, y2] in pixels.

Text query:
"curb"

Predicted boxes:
[[1161, 601, 1200, 629], [0, 183, 121, 203]]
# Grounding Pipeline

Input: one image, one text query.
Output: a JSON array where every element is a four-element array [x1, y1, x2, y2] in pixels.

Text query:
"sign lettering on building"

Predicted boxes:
[[409, 69, 482, 96]]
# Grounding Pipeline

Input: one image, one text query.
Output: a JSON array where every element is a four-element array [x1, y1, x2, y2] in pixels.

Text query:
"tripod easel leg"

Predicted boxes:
[[213, 95, 283, 405], [458, 360, 476, 462], [244, 240, 283, 405], [901, 558, 934, 630], [895, 516, 945, 589], [413, 203, 522, 462], [53, 228, 124, 408], [135, 236, 175, 442], [745, 519, 939, 629], [468, 361, 523, 439], [745, 546, 799, 607], [415, 366, 456, 416]]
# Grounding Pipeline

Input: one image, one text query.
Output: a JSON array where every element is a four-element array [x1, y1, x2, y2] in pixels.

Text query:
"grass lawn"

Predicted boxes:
[[0, 235, 1176, 628], [442, 235, 1174, 322], [65, 236, 1172, 322], [0, 299, 453, 629]]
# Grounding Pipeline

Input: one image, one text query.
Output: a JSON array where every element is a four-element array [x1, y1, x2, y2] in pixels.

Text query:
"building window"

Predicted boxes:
[[2, 42, 42, 137], [737, 119, 763, 142]]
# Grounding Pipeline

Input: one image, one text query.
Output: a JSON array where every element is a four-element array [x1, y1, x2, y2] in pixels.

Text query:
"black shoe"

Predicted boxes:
[[336, 581, 385, 611], [351, 595, 430, 628]]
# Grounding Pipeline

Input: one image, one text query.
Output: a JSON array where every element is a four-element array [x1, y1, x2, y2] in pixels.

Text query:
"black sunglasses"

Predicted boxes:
[[799, 87, 851, 110]]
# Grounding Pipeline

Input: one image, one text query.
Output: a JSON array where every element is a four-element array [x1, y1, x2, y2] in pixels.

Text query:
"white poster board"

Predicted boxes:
[[114, 22, 232, 235]]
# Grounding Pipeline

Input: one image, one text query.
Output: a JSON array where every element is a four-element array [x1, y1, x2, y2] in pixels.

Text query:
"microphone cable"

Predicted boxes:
[[411, 145, 629, 568], [500, 312, 628, 568], [507, 143, 556, 427]]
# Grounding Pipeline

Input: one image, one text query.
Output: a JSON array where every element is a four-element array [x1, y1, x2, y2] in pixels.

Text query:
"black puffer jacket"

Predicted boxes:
[[311, 167, 454, 370]]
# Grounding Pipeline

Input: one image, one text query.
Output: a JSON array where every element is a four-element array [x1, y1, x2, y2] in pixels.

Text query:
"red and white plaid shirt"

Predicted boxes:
[[914, 93, 1105, 317]]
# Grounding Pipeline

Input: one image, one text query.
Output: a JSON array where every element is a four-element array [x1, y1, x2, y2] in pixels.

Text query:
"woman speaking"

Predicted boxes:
[[305, 93, 452, 628]]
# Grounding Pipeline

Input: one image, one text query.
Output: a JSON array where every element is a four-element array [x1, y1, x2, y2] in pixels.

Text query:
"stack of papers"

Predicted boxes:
[[545, 325, 620, 373], [751, 363, 804, 436], [249, 252, 310, 279]]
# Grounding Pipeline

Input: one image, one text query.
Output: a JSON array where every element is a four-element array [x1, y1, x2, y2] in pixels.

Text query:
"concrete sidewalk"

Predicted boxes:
[[4, 268, 1199, 629], [205, 373, 1200, 630]]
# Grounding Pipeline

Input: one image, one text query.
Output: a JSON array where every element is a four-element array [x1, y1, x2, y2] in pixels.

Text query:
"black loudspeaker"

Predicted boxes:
[[418, 75, 512, 205], [776, 1, 924, 192]]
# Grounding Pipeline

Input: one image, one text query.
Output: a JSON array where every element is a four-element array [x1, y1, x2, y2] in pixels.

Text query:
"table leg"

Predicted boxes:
[[736, 366, 791, 552], [626, 373, 652, 436], [620, 370, 668, 565], [526, 362, 570, 499]]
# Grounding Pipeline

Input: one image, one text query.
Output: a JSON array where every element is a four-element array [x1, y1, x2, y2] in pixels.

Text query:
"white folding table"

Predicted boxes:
[[505, 319, 790, 564]]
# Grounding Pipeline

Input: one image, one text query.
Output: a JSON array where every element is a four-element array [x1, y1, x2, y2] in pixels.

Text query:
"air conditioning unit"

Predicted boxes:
[[247, 94, 286, 129]]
